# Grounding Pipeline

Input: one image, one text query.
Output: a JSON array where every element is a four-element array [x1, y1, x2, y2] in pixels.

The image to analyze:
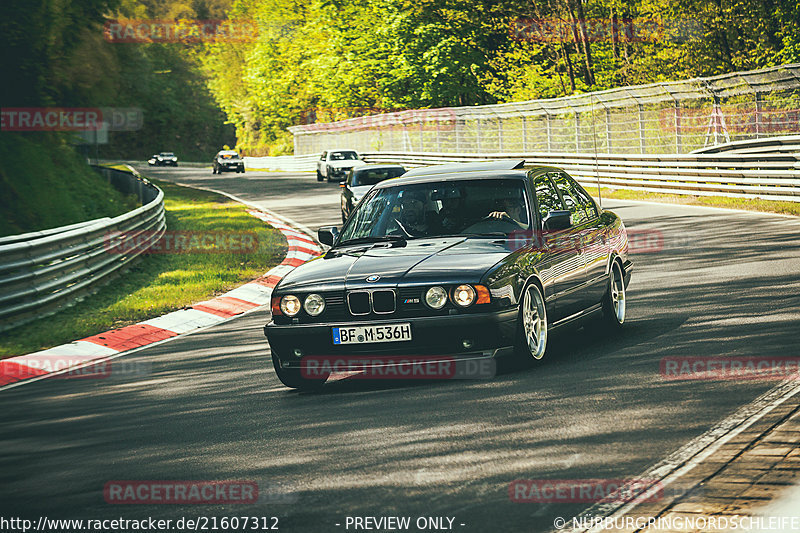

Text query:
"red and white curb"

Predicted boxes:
[[0, 208, 321, 389]]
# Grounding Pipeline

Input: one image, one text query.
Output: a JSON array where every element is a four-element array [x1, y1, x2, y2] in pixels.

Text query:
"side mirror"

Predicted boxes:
[[318, 226, 340, 246], [542, 210, 572, 231]]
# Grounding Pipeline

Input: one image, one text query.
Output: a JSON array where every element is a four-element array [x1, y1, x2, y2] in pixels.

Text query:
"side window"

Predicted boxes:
[[551, 172, 589, 225], [533, 174, 564, 222], [565, 174, 598, 219]]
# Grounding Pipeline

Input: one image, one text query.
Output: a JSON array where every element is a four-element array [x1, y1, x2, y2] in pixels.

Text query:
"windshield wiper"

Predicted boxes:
[[338, 235, 407, 246]]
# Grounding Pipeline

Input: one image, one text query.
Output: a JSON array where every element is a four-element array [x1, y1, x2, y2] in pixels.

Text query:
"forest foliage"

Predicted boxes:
[[3, 0, 798, 156]]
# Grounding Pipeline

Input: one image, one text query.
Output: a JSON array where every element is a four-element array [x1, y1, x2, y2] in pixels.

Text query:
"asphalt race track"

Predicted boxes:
[[1, 166, 799, 532]]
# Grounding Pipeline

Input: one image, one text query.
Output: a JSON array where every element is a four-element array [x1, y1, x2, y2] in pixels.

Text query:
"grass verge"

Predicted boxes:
[[582, 186, 800, 217], [0, 133, 141, 237], [0, 177, 288, 359]]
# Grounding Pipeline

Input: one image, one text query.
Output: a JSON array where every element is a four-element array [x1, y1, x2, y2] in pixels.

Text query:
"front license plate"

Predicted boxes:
[[332, 323, 412, 345]]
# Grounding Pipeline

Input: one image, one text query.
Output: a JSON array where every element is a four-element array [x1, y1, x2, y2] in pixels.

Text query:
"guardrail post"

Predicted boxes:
[[522, 115, 527, 151], [498, 117, 504, 153], [545, 113, 552, 152], [605, 108, 612, 153], [675, 101, 683, 153], [638, 103, 646, 154], [755, 92, 763, 138], [575, 112, 581, 152], [476, 117, 482, 152]]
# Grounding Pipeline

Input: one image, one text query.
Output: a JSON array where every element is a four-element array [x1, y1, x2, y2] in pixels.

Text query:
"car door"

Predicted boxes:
[[550, 171, 603, 313], [559, 172, 608, 306], [532, 172, 586, 322]]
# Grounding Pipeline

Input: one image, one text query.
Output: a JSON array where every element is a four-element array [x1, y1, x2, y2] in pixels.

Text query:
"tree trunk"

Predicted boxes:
[[570, 0, 595, 86]]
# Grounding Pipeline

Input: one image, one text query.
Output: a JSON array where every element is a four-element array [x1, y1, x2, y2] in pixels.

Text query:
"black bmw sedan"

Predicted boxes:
[[265, 160, 632, 390]]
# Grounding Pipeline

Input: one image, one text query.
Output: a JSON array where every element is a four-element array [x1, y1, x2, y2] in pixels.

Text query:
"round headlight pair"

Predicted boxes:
[[280, 294, 325, 317], [424, 284, 477, 309]]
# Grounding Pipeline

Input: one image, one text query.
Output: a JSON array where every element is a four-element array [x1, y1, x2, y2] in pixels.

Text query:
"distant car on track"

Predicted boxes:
[[264, 160, 633, 390], [212, 150, 245, 174], [148, 152, 178, 166], [340, 164, 406, 222], [316, 149, 365, 182]]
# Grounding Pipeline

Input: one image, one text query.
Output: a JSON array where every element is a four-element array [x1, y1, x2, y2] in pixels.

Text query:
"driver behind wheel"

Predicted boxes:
[[488, 191, 527, 226]]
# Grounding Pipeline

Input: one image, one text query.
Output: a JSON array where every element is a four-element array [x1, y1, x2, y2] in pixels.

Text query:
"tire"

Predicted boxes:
[[316, 170, 323, 182], [514, 282, 548, 362], [601, 260, 626, 330], [271, 352, 327, 390]]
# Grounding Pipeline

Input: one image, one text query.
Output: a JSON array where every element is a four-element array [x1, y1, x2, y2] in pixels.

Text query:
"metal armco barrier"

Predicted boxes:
[[0, 165, 166, 332], [359, 136, 800, 203], [244, 154, 318, 172], [290, 64, 800, 156]]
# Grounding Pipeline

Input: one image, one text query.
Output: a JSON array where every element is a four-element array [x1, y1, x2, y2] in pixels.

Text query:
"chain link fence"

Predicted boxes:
[[289, 64, 800, 156]]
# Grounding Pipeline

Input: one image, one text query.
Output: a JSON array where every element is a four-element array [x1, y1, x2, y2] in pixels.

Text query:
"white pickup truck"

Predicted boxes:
[[316, 149, 365, 182]]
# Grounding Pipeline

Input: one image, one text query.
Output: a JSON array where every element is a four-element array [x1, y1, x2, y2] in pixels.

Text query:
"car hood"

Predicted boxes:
[[276, 237, 513, 292], [348, 185, 374, 198]]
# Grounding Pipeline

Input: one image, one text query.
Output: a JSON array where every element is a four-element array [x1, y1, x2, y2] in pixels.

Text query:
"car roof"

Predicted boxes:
[[218, 150, 238, 155], [353, 164, 405, 171], [372, 162, 566, 188], [374, 169, 528, 188], [401, 159, 525, 177]]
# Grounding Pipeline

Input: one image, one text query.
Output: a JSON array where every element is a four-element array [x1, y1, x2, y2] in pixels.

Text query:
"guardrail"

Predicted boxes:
[[360, 143, 800, 203], [244, 154, 318, 172], [692, 134, 800, 155], [0, 165, 166, 332], [290, 64, 800, 156]]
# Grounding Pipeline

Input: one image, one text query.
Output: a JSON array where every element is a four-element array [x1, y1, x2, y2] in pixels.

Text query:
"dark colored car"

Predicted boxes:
[[340, 164, 406, 222], [212, 150, 245, 174], [148, 152, 178, 166], [264, 160, 632, 390]]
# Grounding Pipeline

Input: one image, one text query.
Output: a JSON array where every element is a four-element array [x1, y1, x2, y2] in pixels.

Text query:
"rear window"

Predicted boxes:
[[330, 151, 358, 160], [352, 167, 405, 186]]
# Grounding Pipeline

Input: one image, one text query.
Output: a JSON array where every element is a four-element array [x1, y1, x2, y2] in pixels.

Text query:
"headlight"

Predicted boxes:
[[280, 295, 302, 316], [304, 293, 326, 316], [452, 284, 476, 307], [425, 286, 448, 309]]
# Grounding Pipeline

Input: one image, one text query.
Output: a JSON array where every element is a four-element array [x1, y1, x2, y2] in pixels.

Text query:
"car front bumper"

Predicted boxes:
[[265, 308, 518, 368]]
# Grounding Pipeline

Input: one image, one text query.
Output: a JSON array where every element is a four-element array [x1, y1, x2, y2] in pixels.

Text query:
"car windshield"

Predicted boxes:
[[330, 151, 358, 160], [352, 168, 405, 187], [338, 178, 530, 244], [219, 152, 239, 159]]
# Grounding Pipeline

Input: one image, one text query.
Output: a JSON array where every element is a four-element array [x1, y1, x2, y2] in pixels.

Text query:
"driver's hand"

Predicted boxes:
[[488, 211, 510, 220]]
